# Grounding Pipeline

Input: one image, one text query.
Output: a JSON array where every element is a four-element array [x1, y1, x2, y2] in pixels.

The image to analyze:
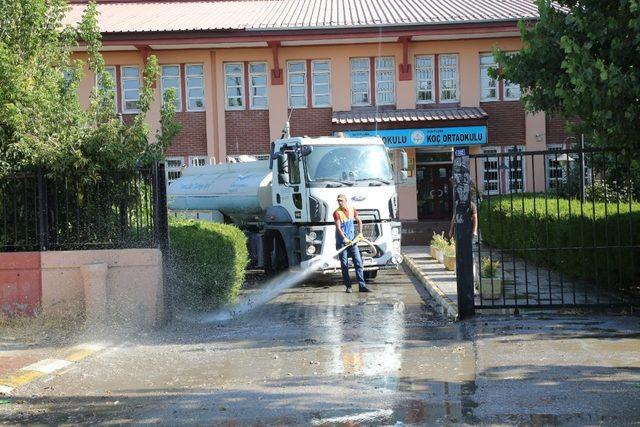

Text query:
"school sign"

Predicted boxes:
[[342, 126, 487, 149]]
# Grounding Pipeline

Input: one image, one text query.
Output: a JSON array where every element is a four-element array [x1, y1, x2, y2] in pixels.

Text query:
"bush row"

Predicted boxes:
[[478, 194, 640, 296], [168, 218, 248, 308]]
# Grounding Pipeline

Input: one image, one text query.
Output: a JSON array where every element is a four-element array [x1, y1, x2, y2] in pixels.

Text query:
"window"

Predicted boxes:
[[546, 144, 565, 190], [482, 148, 500, 195], [480, 54, 498, 101], [161, 65, 182, 111], [439, 54, 459, 102], [311, 60, 331, 107], [287, 61, 307, 108], [504, 79, 521, 100], [186, 64, 205, 111], [189, 156, 207, 167], [503, 52, 521, 100], [375, 57, 395, 105], [96, 66, 117, 112], [165, 157, 184, 186], [249, 62, 268, 109], [121, 66, 140, 113], [224, 63, 244, 110], [350, 58, 371, 106], [505, 146, 526, 192], [415, 55, 434, 104]]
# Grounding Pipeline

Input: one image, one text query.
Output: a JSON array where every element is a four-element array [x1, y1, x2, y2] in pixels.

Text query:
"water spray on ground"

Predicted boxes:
[[191, 239, 376, 323]]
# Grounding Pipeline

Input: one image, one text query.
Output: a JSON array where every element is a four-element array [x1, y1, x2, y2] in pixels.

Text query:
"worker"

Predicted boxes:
[[334, 194, 372, 293]]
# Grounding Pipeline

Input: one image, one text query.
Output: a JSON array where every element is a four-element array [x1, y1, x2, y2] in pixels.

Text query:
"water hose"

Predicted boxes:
[[334, 236, 377, 258]]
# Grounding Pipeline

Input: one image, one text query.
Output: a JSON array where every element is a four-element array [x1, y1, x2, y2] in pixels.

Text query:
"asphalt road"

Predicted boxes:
[[1, 267, 639, 425]]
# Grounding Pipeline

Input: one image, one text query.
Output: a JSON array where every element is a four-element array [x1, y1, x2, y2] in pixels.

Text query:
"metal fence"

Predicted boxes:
[[0, 164, 168, 252], [469, 146, 639, 310]]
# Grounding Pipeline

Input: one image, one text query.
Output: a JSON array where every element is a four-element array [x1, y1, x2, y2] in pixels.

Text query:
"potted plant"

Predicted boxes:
[[477, 257, 502, 299], [430, 232, 447, 262], [443, 243, 456, 271]]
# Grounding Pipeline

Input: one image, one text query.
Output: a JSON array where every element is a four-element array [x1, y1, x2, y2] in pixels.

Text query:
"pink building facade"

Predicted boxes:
[[69, 0, 574, 240]]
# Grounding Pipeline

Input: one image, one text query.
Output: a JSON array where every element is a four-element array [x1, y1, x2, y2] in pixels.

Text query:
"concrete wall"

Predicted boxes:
[[0, 252, 41, 315], [32, 248, 164, 328]]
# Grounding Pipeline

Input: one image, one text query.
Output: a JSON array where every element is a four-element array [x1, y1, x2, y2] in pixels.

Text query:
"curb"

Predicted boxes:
[[403, 253, 459, 321], [0, 342, 108, 396]]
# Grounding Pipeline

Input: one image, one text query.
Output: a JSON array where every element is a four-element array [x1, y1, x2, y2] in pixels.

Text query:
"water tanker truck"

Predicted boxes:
[[167, 135, 407, 279]]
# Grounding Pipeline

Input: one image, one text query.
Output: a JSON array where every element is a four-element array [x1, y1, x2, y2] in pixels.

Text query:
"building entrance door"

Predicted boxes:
[[416, 164, 453, 220]]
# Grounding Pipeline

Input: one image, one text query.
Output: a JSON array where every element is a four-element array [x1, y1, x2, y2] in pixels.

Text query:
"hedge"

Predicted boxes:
[[479, 194, 640, 296], [168, 218, 248, 308]]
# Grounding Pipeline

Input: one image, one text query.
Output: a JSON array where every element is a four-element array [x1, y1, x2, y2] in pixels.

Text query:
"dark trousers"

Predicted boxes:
[[338, 244, 366, 289]]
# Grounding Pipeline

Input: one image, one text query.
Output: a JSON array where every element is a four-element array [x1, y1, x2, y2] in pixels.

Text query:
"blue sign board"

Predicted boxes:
[[341, 126, 487, 148]]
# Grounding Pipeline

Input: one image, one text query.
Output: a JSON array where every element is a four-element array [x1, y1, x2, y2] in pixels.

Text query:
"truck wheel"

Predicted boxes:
[[364, 270, 378, 282], [264, 234, 288, 275]]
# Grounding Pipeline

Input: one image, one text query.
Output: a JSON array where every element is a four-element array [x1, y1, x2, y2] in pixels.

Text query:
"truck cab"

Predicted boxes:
[[266, 136, 404, 276]]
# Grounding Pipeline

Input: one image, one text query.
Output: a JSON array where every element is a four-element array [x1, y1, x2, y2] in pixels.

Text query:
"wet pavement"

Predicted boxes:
[[1, 267, 639, 425]]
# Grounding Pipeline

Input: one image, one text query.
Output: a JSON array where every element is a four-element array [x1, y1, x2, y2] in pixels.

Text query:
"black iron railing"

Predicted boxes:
[[0, 164, 168, 252], [470, 146, 639, 309]]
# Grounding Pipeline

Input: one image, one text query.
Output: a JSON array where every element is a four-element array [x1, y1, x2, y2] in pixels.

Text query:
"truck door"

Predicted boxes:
[[276, 151, 307, 221]]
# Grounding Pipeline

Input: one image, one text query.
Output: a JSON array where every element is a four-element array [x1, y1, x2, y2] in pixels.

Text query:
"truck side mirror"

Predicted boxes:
[[400, 150, 408, 170], [277, 156, 290, 185], [400, 170, 408, 183]]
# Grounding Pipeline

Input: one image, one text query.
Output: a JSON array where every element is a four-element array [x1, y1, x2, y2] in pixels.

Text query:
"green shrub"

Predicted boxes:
[[479, 194, 640, 295], [168, 218, 248, 308], [430, 232, 448, 250], [444, 242, 456, 258], [480, 257, 500, 278]]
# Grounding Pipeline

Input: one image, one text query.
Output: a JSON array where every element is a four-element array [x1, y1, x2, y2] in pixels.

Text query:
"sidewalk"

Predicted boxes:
[[402, 245, 459, 320], [0, 321, 110, 396]]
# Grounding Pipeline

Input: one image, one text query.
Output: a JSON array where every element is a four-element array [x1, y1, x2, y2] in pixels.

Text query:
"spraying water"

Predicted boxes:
[[188, 239, 377, 323]]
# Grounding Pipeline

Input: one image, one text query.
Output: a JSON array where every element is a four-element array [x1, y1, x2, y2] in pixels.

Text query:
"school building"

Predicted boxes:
[[67, 0, 576, 239]]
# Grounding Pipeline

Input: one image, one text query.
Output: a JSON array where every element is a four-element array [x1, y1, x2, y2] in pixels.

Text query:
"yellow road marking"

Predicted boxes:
[[0, 370, 44, 388], [64, 349, 94, 362]]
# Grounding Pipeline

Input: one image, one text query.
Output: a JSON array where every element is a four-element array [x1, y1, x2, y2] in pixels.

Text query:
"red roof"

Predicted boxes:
[[65, 0, 539, 33]]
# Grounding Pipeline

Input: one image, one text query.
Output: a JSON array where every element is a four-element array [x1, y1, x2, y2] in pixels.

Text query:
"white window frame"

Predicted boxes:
[[121, 66, 141, 114], [185, 64, 205, 112], [503, 52, 522, 100], [189, 155, 208, 167], [224, 62, 244, 111], [96, 66, 117, 112], [479, 53, 498, 101], [505, 146, 526, 193], [311, 59, 331, 107], [503, 79, 522, 100], [248, 62, 268, 110], [350, 58, 371, 106], [287, 60, 307, 109], [482, 147, 500, 195], [438, 54, 459, 103], [160, 64, 182, 112], [165, 156, 184, 186], [415, 55, 435, 104], [546, 144, 565, 190], [375, 56, 396, 106]]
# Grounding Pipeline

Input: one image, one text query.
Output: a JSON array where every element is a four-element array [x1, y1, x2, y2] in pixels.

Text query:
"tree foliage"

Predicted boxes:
[[492, 0, 640, 153], [0, 0, 180, 177]]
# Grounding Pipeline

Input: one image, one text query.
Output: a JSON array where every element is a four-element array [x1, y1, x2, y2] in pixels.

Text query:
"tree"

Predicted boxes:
[[492, 0, 640, 153], [0, 0, 180, 177]]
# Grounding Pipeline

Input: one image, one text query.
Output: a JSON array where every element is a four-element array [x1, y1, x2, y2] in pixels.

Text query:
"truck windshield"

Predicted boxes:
[[305, 145, 393, 183]]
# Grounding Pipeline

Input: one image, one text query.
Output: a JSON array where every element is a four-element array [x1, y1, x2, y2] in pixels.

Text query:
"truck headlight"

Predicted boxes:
[[306, 231, 317, 242], [393, 240, 401, 249], [306, 245, 316, 255], [391, 227, 401, 238]]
